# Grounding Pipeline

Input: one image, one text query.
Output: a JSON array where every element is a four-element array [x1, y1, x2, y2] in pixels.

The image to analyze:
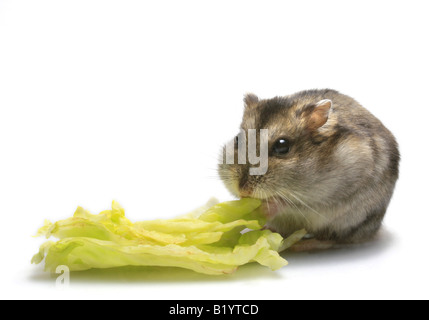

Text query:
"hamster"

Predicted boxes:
[[218, 89, 400, 249]]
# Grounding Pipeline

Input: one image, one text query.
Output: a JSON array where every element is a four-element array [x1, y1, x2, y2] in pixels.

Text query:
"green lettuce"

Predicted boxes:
[[32, 199, 304, 275]]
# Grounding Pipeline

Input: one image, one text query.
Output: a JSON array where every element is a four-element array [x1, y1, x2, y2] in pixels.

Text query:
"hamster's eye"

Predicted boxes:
[[272, 138, 290, 155]]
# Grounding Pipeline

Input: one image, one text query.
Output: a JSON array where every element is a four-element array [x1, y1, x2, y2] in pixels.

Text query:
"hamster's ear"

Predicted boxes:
[[307, 99, 332, 130], [244, 93, 259, 109]]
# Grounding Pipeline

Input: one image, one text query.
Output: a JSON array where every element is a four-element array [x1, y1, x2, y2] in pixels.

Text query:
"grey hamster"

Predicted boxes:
[[218, 89, 400, 246]]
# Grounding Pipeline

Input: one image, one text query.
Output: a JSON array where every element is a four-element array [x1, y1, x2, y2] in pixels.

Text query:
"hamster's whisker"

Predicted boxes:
[[207, 167, 221, 171], [261, 190, 273, 216], [287, 191, 328, 221], [294, 190, 328, 221], [285, 190, 326, 221], [206, 175, 222, 180], [274, 190, 310, 224], [216, 176, 237, 183]]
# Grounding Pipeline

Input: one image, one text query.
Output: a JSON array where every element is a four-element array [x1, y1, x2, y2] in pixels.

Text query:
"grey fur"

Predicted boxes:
[[218, 89, 400, 244]]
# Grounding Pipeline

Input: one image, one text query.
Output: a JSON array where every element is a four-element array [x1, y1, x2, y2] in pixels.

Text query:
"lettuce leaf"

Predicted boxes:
[[32, 199, 304, 275]]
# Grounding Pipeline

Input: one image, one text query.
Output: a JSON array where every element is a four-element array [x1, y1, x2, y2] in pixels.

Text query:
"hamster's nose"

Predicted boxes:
[[238, 174, 254, 198], [239, 184, 254, 198]]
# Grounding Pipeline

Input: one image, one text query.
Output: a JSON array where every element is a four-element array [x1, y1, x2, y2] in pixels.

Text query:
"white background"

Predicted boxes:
[[0, 0, 428, 300]]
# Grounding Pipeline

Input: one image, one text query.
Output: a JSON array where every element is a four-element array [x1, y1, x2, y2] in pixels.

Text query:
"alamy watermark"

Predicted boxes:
[[55, 265, 70, 289], [222, 129, 269, 176]]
